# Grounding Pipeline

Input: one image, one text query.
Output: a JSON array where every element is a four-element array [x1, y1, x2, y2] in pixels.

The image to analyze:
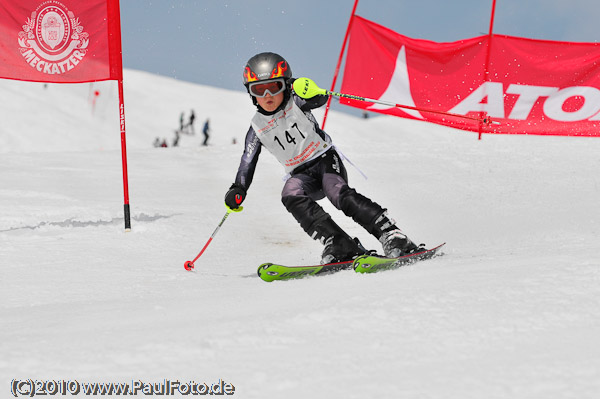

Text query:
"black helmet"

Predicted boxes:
[[243, 52, 292, 87]]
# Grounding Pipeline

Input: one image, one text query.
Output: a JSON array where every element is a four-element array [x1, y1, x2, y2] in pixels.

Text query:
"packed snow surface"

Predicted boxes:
[[1, 70, 599, 398]]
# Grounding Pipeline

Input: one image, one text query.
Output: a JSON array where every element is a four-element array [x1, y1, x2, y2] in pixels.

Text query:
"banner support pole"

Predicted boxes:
[[108, 0, 131, 230], [321, 0, 359, 130], [479, 0, 497, 140], [118, 78, 131, 231]]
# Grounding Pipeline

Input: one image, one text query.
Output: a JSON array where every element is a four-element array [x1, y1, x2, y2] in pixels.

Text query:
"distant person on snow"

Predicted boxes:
[[173, 130, 180, 147], [188, 109, 196, 135], [224, 52, 425, 264], [202, 118, 210, 146]]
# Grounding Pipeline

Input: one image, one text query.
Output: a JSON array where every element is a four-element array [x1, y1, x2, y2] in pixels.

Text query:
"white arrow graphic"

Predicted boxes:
[[368, 46, 423, 119]]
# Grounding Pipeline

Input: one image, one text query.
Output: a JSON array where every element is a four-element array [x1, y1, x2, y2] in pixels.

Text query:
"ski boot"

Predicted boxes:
[[307, 217, 366, 264], [374, 211, 426, 257], [379, 229, 425, 257], [321, 236, 368, 264]]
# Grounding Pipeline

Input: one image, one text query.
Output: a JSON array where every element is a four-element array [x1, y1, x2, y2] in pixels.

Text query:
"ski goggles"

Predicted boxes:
[[248, 78, 286, 97]]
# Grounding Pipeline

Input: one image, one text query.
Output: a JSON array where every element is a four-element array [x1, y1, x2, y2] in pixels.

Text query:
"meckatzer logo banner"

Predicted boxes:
[[342, 16, 600, 136], [18, 1, 89, 75], [0, 0, 122, 83]]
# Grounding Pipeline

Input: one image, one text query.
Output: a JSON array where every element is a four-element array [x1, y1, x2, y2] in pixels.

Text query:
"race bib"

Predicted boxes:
[[251, 100, 330, 173]]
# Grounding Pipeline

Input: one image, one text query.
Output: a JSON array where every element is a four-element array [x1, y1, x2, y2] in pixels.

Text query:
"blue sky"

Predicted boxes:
[[119, 0, 600, 112]]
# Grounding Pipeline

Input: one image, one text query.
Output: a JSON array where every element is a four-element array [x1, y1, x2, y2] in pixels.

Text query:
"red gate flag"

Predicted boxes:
[[341, 16, 600, 137], [1, 0, 131, 230], [0, 0, 122, 83]]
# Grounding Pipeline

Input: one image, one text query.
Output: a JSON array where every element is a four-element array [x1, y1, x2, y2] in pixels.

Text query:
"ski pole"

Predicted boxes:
[[292, 77, 499, 125], [184, 206, 242, 271]]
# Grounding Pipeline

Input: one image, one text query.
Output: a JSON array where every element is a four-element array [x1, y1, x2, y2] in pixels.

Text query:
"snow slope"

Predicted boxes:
[[1, 70, 599, 399]]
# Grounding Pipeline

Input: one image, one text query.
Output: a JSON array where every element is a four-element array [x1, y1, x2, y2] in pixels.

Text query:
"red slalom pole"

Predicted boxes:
[[118, 79, 131, 231], [479, 0, 497, 140], [107, 0, 131, 231], [322, 0, 359, 130], [184, 206, 242, 271]]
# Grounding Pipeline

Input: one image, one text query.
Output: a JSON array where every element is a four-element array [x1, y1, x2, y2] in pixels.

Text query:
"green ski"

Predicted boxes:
[[353, 243, 445, 273], [257, 244, 445, 282], [257, 260, 354, 282]]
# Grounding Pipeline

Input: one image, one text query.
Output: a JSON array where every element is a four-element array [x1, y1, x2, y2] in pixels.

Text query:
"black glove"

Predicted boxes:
[[224, 183, 246, 209]]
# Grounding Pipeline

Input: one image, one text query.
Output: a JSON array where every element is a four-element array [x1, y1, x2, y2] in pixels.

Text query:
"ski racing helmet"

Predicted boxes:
[[243, 52, 292, 107]]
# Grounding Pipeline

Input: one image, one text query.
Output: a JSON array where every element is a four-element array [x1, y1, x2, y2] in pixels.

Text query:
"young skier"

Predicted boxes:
[[224, 52, 425, 264]]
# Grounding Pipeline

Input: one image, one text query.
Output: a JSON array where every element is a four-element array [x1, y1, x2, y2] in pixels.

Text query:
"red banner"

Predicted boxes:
[[341, 16, 600, 136], [0, 0, 122, 83]]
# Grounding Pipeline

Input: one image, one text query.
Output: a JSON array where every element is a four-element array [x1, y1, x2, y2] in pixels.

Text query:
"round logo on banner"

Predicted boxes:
[[17, 1, 89, 75]]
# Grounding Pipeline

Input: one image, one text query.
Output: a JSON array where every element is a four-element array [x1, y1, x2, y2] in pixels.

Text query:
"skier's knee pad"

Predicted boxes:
[[281, 177, 306, 198], [338, 186, 384, 231], [282, 195, 306, 213], [281, 195, 329, 232], [322, 173, 348, 208]]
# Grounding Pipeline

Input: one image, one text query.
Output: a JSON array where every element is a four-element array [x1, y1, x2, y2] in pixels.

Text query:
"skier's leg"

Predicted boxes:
[[281, 174, 364, 263], [337, 186, 423, 256], [319, 151, 383, 234], [320, 152, 422, 256]]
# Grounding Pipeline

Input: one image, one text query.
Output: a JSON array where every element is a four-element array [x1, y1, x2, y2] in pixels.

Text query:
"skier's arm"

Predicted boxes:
[[225, 126, 261, 209], [235, 126, 261, 189], [290, 78, 329, 111], [298, 93, 329, 111]]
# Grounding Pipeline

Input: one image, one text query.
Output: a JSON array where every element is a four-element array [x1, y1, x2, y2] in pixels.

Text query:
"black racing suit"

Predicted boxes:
[[234, 91, 390, 244]]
